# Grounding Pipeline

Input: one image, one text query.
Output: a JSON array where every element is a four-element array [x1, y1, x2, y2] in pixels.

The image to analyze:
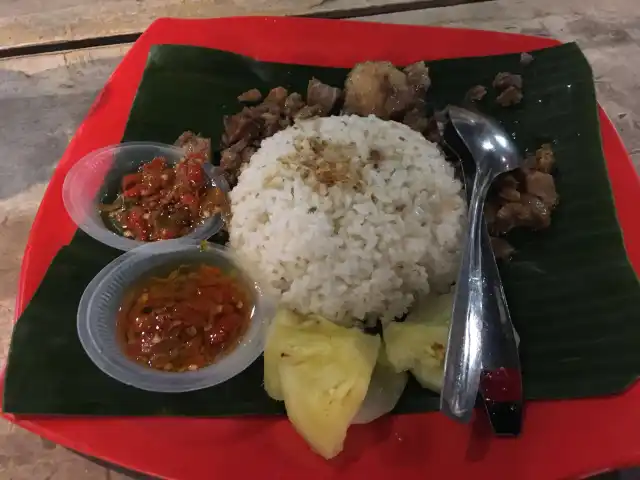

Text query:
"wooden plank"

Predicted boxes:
[[0, 0, 485, 50]]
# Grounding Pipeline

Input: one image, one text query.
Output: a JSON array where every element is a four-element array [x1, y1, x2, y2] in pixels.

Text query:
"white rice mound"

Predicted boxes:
[[229, 115, 466, 325]]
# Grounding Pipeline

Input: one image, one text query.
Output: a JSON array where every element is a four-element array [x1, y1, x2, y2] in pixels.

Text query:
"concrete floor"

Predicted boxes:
[[0, 0, 639, 478]]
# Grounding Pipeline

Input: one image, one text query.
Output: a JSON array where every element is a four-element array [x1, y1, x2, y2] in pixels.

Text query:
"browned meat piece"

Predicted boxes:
[[498, 186, 521, 202], [174, 131, 211, 162], [294, 104, 323, 121], [385, 89, 418, 119], [491, 237, 515, 260], [220, 138, 249, 173], [402, 107, 429, 133], [279, 117, 293, 130], [284, 93, 305, 116], [535, 143, 555, 173], [494, 202, 532, 234], [343, 61, 415, 120], [493, 72, 523, 90], [237, 88, 262, 103], [466, 85, 488, 102], [520, 52, 534, 66], [264, 86, 289, 106], [241, 146, 257, 164], [520, 193, 551, 229], [496, 86, 523, 107], [497, 174, 519, 189], [403, 61, 431, 92], [307, 78, 341, 114], [525, 170, 558, 208], [223, 112, 261, 146], [261, 111, 282, 137]]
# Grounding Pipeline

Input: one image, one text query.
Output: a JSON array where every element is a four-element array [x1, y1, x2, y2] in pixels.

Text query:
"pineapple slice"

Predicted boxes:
[[264, 308, 380, 459], [383, 292, 452, 392]]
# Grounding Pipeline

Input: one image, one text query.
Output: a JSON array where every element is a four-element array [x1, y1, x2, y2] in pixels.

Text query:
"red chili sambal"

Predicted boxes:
[[116, 264, 252, 372], [100, 153, 227, 241]]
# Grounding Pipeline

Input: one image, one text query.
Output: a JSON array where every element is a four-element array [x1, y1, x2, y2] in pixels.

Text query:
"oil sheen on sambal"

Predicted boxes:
[[117, 264, 252, 372]]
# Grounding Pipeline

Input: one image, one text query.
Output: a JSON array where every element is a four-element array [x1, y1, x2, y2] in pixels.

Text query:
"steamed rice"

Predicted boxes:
[[229, 115, 466, 325]]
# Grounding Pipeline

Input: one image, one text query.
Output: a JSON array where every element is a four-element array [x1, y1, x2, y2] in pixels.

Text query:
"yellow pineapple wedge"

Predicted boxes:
[[383, 292, 452, 392], [264, 308, 380, 459]]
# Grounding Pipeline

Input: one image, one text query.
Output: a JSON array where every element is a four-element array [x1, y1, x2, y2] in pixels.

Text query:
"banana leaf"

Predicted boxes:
[[4, 42, 640, 416]]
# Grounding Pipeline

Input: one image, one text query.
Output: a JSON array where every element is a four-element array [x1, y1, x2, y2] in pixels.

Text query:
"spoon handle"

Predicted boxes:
[[478, 222, 523, 435], [441, 173, 492, 422]]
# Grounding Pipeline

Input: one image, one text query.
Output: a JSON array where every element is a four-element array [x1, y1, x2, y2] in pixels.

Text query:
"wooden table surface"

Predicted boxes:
[[1, 0, 639, 478], [1, 0, 484, 51]]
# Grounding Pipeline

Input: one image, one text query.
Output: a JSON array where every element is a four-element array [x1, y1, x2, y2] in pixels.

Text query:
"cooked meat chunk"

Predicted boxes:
[[493, 72, 523, 90], [520, 193, 551, 229], [466, 85, 488, 102], [222, 112, 260, 146], [220, 138, 249, 172], [494, 202, 531, 234], [491, 237, 515, 260], [344, 61, 415, 120], [525, 170, 558, 208], [264, 86, 289, 106], [403, 61, 431, 92], [174, 131, 211, 162], [237, 88, 262, 103], [307, 78, 341, 114], [498, 186, 521, 202], [402, 107, 429, 133], [284, 93, 305, 116], [535, 143, 555, 173], [520, 52, 534, 66], [261, 111, 282, 137], [496, 86, 523, 106], [294, 104, 323, 121]]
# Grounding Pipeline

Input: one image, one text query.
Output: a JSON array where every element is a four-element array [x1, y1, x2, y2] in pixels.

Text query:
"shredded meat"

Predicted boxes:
[[486, 143, 558, 240], [284, 93, 305, 117], [520, 52, 534, 66], [264, 86, 288, 106], [493, 72, 523, 107], [534, 143, 555, 173], [237, 88, 262, 103], [525, 170, 558, 208], [496, 86, 523, 106], [402, 107, 429, 133], [403, 61, 431, 92], [307, 78, 342, 114], [466, 85, 488, 102], [220, 82, 342, 185], [493, 72, 523, 90], [174, 131, 211, 162], [343, 61, 429, 120]]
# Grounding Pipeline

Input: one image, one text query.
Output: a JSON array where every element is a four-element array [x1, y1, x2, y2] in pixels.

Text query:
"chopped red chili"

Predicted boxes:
[[100, 153, 226, 241], [117, 264, 252, 372]]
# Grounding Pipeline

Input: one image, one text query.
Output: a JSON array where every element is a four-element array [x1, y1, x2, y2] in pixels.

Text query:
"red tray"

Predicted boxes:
[[2, 17, 640, 480]]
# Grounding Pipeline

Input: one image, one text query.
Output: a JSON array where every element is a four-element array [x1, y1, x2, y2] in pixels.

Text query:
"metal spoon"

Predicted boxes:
[[454, 134, 523, 436], [441, 106, 524, 423]]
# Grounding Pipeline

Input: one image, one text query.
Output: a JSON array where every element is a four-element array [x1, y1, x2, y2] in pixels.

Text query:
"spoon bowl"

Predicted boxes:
[[448, 106, 523, 178]]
